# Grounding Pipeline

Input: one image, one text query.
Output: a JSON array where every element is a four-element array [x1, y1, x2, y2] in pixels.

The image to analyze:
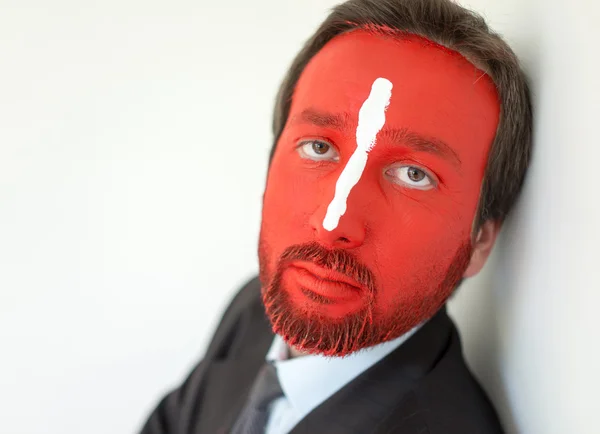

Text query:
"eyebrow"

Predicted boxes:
[[291, 108, 462, 169]]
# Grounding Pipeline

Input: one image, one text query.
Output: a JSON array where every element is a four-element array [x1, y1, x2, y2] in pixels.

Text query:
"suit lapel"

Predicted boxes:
[[195, 359, 259, 434], [196, 294, 274, 434], [289, 308, 453, 434]]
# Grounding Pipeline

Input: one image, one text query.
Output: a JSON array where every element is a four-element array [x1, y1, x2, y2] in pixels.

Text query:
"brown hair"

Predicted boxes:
[[269, 0, 532, 227]]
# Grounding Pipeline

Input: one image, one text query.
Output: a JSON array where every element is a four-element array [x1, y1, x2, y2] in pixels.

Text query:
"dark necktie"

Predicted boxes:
[[230, 362, 284, 434]]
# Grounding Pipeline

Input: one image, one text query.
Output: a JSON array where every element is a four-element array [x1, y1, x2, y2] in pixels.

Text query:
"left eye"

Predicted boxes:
[[297, 140, 340, 162], [386, 166, 435, 190]]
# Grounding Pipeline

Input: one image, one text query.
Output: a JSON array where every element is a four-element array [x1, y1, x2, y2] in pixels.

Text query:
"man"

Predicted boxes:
[[141, 0, 532, 432]]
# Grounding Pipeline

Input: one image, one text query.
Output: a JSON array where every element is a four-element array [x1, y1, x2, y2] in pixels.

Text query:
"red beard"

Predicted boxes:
[[259, 241, 472, 357]]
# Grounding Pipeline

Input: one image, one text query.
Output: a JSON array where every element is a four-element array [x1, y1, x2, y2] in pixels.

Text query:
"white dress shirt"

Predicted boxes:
[[263, 325, 422, 434]]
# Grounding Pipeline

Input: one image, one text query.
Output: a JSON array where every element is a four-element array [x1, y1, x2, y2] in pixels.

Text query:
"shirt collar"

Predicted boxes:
[[265, 324, 422, 421]]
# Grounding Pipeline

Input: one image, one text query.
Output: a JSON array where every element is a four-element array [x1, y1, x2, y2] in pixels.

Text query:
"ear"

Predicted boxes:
[[463, 219, 501, 278]]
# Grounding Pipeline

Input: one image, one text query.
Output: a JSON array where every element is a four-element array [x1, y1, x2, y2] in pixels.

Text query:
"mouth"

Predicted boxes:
[[287, 261, 365, 302]]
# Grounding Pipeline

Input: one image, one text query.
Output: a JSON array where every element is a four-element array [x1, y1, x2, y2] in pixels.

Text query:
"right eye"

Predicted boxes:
[[297, 140, 340, 162]]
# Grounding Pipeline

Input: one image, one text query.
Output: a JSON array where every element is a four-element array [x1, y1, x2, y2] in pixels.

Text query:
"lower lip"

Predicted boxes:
[[284, 265, 364, 316]]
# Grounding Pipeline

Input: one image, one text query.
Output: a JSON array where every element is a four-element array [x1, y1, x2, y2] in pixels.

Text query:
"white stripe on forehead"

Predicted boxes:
[[322, 77, 393, 232]]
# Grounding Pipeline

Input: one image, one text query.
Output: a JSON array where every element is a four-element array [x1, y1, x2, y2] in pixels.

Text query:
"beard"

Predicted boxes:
[[259, 240, 472, 357]]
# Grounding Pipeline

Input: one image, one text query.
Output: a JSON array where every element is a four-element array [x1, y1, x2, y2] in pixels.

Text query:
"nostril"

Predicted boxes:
[[338, 237, 351, 244]]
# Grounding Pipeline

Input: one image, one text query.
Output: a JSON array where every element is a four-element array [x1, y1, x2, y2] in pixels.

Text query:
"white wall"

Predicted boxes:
[[0, 1, 597, 433], [448, 1, 600, 433]]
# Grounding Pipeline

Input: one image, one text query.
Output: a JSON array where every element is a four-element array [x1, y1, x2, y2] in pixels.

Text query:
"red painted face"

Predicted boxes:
[[259, 31, 500, 356]]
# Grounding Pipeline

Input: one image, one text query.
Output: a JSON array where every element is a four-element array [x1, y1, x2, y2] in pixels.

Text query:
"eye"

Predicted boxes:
[[297, 139, 340, 162], [386, 166, 436, 190]]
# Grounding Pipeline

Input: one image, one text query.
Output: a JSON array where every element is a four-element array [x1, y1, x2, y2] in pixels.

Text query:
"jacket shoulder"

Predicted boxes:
[[413, 330, 504, 434], [139, 276, 269, 434], [203, 275, 266, 360], [375, 322, 504, 434]]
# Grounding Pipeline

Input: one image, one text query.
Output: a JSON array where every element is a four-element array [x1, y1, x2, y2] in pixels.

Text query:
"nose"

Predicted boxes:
[[309, 199, 366, 249]]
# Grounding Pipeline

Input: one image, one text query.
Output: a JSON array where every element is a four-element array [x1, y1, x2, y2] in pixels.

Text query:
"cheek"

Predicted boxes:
[[368, 197, 475, 309], [262, 156, 324, 250]]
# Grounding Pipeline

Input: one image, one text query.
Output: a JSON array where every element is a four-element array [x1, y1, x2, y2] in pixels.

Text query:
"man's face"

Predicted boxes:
[[259, 31, 500, 356]]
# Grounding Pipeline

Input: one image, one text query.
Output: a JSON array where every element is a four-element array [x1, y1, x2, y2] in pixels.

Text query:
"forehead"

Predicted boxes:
[[289, 30, 500, 156]]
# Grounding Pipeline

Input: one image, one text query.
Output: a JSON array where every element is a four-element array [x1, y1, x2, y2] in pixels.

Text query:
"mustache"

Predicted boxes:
[[278, 242, 377, 294]]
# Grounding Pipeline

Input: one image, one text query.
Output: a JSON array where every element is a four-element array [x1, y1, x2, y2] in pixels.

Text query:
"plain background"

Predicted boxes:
[[1, 0, 598, 433]]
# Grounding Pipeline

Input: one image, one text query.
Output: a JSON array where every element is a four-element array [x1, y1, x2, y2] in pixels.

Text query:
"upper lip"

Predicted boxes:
[[290, 261, 364, 292]]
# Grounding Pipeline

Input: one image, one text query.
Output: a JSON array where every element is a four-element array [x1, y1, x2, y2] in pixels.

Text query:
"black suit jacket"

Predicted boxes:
[[140, 277, 504, 434]]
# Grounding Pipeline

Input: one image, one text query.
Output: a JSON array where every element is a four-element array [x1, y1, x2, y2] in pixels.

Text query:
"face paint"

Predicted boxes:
[[323, 77, 393, 231], [260, 240, 472, 356], [259, 30, 500, 356]]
